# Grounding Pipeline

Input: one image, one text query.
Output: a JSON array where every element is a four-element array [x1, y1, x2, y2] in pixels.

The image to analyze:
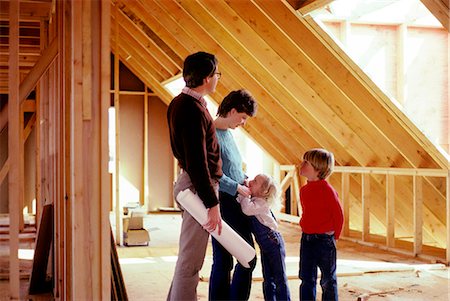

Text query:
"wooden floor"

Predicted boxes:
[[0, 212, 449, 300], [115, 213, 450, 301]]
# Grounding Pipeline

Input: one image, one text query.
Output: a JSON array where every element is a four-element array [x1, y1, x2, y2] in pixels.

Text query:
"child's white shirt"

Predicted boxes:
[[236, 195, 278, 231]]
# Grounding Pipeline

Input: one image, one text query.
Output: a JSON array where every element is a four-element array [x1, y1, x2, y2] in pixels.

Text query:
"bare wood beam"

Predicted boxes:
[[362, 174, 370, 241], [420, 0, 450, 32], [413, 175, 423, 255], [386, 174, 395, 248], [0, 103, 7, 131], [144, 89, 149, 212], [0, 158, 8, 185], [446, 170, 450, 264], [113, 4, 123, 247], [280, 169, 295, 193], [21, 99, 36, 112], [294, 0, 335, 16], [100, 0, 112, 296], [23, 112, 36, 141], [341, 173, 350, 236], [8, 0, 20, 298], [19, 37, 58, 103]]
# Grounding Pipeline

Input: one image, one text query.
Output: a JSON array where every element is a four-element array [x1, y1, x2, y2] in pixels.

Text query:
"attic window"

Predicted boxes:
[[312, 0, 449, 154]]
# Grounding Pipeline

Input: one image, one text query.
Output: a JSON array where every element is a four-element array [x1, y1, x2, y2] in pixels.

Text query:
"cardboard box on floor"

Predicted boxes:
[[123, 209, 150, 246]]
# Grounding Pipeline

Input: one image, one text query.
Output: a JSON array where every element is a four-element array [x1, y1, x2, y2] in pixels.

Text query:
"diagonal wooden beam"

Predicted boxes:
[[0, 158, 8, 186], [19, 37, 58, 103], [420, 0, 450, 32], [286, 0, 335, 15], [0, 103, 7, 131]]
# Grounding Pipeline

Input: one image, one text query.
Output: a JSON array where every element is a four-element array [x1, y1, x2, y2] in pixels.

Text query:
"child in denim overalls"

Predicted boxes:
[[237, 174, 291, 301], [298, 148, 344, 301]]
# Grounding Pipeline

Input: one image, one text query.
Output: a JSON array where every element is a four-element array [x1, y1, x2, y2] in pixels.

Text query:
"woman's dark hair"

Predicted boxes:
[[217, 89, 258, 117], [183, 52, 218, 88]]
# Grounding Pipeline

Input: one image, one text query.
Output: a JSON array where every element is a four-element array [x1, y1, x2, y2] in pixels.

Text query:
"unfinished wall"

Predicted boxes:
[[119, 95, 144, 205], [148, 96, 173, 211]]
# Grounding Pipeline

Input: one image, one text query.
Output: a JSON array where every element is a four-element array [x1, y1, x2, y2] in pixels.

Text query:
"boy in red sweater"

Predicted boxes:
[[298, 148, 344, 301]]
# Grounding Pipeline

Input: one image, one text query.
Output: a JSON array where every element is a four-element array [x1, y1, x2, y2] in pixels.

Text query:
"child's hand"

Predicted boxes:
[[237, 184, 251, 197]]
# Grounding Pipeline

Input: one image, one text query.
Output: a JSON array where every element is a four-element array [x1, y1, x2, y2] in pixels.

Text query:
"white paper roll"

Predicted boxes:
[[176, 189, 256, 268]]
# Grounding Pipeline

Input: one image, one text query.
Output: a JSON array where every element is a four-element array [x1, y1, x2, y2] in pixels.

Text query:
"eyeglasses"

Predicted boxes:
[[214, 72, 222, 79]]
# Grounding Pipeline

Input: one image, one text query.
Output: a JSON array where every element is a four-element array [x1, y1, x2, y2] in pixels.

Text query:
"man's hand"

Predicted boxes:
[[203, 204, 222, 235], [237, 184, 251, 198]]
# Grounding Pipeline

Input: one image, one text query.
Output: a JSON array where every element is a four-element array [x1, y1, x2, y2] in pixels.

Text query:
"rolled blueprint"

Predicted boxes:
[[176, 189, 256, 268]]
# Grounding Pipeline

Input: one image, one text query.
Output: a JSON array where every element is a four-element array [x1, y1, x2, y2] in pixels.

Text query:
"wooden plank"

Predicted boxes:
[[217, 0, 379, 165], [334, 166, 448, 177], [112, 7, 178, 78], [8, 0, 20, 298], [100, 1, 112, 297], [144, 89, 149, 212], [413, 175, 423, 255], [446, 170, 450, 264], [341, 173, 350, 237], [0, 158, 8, 186], [114, 4, 123, 247], [29, 204, 53, 295], [21, 99, 36, 112], [291, 169, 300, 216], [19, 37, 58, 103], [142, 0, 311, 160], [23, 112, 36, 141], [362, 174, 370, 241], [386, 174, 395, 248], [82, 0, 92, 120], [280, 170, 294, 193], [396, 24, 407, 104], [110, 19, 166, 82], [420, 0, 450, 32], [0, 102, 6, 131], [297, 0, 336, 16]]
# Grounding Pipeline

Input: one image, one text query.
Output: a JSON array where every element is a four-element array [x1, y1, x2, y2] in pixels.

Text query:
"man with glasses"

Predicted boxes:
[[166, 51, 223, 301]]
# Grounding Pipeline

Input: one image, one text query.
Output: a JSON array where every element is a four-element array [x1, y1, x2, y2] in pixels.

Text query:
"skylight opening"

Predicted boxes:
[[312, 0, 449, 156]]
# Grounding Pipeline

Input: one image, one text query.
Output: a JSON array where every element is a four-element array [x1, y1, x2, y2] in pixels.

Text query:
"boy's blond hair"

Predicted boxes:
[[303, 148, 335, 180]]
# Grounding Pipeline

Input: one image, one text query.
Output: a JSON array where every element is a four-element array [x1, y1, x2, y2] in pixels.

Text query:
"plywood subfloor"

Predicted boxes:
[[115, 213, 450, 301]]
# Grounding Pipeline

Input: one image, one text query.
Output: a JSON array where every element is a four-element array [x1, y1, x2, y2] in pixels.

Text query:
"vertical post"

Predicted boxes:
[[341, 173, 350, 237], [113, 3, 123, 246], [446, 170, 450, 264], [144, 89, 149, 212], [8, 0, 20, 298], [413, 175, 423, 256], [362, 173, 370, 242], [100, 0, 112, 296], [386, 174, 395, 248]]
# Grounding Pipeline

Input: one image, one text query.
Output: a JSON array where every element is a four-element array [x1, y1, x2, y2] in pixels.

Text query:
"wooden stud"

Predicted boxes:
[[8, 0, 20, 298], [100, 0, 112, 297], [341, 173, 350, 237], [144, 88, 149, 212], [114, 3, 123, 246], [413, 175, 423, 255], [362, 174, 370, 241], [396, 23, 407, 104], [446, 170, 450, 264], [19, 38, 58, 103], [386, 174, 395, 248], [82, 0, 92, 120]]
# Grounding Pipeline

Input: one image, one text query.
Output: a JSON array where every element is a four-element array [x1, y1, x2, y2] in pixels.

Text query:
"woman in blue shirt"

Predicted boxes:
[[209, 89, 258, 301]]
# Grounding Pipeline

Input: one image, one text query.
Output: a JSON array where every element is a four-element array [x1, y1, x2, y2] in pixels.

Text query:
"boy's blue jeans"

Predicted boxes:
[[299, 233, 338, 301], [251, 216, 291, 301]]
